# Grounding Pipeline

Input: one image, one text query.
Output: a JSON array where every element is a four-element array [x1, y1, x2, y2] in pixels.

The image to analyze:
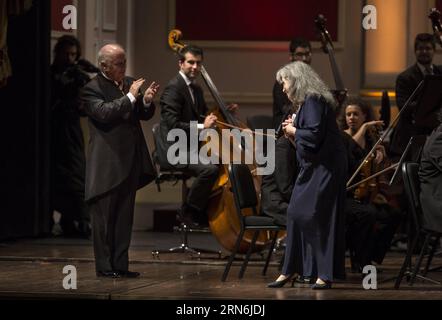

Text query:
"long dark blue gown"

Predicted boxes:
[[282, 96, 347, 281]]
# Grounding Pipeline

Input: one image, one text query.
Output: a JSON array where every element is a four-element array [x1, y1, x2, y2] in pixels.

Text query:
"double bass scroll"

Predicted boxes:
[[315, 14, 348, 110], [429, 8, 442, 48]]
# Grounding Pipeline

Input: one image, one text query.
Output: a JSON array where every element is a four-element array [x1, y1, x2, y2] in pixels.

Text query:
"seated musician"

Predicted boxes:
[[262, 132, 315, 283], [419, 108, 442, 234], [389, 33, 442, 161], [156, 45, 237, 228], [260, 136, 297, 227], [339, 97, 403, 272]]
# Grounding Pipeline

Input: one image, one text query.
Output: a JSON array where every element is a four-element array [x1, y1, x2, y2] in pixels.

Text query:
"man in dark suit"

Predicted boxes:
[[157, 45, 219, 227], [273, 37, 312, 130], [390, 33, 442, 160], [81, 44, 159, 278], [419, 109, 442, 233]]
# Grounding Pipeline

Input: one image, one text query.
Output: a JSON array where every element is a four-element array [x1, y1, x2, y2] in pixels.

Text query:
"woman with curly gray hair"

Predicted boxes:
[[267, 61, 347, 289]]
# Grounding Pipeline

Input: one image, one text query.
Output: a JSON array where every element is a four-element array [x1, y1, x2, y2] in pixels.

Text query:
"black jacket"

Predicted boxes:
[[390, 64, 442, 156], [81, 73, 156, 202], [157, 74, 208, 168], [419, 124, 442, 233]]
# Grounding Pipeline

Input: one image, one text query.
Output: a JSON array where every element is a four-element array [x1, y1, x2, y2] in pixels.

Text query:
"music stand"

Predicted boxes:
[[413, 75, 442, 131], [389, 137, 414, 186]]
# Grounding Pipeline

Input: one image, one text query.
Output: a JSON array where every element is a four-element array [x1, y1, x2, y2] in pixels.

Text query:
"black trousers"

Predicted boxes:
[[345, 199, 377, 268], [181, 163, 219, 213], [345, 198, 402, 267], [88, 158, 141, 273]]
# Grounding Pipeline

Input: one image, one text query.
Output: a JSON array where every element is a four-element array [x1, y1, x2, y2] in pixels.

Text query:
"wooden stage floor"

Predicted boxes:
[[0, 231, 441, 300]]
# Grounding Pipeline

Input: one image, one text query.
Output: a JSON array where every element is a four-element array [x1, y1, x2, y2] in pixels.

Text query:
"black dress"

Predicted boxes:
[[282, 96, 347, 281]]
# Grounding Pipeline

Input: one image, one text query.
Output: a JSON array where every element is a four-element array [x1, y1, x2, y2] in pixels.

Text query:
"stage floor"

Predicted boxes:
[[0, 231, 441, 300]]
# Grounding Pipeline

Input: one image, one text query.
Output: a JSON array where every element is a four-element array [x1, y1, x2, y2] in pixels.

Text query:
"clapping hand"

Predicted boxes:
[[129, 78, 145, 97], [143, 81, 160, 104]]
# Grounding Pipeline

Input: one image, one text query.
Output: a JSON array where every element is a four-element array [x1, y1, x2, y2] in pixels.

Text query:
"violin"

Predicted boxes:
[[352, 125, 390, 205]]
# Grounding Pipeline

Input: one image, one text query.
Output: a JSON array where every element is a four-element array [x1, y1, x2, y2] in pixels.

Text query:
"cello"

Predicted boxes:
[[168, 30, 276, 254], [315, 14, 348, 111]]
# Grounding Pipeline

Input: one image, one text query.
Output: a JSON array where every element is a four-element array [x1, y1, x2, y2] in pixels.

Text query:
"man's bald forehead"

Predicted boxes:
[[100, 44, 125, 56], [97, 44, 126, 66]]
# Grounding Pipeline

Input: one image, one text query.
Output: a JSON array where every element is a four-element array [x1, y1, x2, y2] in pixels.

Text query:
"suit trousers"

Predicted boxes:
[[88, 152, 141, 273], [181, 163, 219, 213]]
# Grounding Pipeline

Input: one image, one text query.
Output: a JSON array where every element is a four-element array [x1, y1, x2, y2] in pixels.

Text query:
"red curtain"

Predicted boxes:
[[175, 0, 339, 42]]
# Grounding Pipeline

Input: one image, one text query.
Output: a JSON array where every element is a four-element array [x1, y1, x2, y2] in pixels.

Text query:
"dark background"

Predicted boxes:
[[0, 1, 51, 240]]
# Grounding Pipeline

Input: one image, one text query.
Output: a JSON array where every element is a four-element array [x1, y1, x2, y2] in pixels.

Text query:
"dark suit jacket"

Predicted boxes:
[[390, 64, 442, 156], [157, 74, 208, 168], [419, 123, 442, 233], [81, 73, 156, 202]]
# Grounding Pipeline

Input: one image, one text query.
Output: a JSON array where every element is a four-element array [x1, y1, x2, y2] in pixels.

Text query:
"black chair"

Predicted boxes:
[[221, 163, 285, 282], [150, 124, 221, 258], [394, 162, 441, 288]]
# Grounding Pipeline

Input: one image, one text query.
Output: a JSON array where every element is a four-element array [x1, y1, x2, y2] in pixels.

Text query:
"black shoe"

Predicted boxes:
[[96, 271, 120, 278], [311, 280, 332, 290], [116, 270, 140, 278], [267, 274, 294, 288]]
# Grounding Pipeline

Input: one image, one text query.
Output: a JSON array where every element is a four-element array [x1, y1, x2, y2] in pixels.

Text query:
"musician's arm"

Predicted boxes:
[[160, 85, 191, 132]]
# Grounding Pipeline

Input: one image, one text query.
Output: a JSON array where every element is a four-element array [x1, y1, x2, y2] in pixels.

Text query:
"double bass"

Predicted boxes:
[[315, 14, 348, 111], [168, 30, 277, 253]]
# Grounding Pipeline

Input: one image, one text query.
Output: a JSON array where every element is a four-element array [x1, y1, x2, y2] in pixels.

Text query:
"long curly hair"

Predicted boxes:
[[276, 61, 336, 109]]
